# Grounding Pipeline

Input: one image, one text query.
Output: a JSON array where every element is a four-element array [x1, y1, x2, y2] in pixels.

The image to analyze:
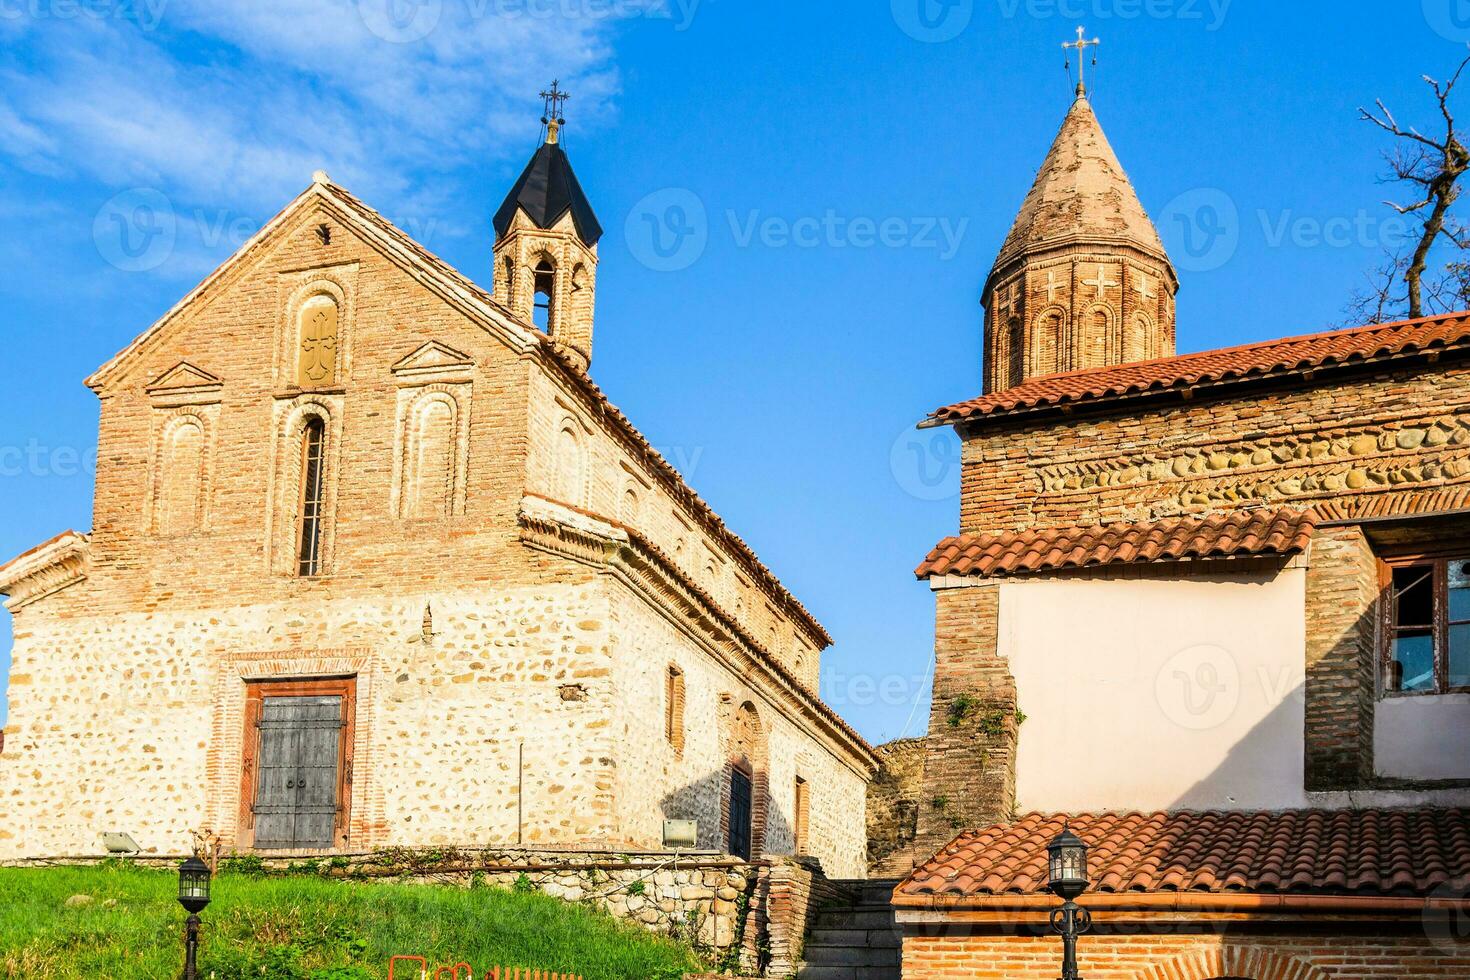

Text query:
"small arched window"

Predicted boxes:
[[501, 256, 516, 302], [1128, 312, 1152, 361], [158, 418, 206, 534], [555, 423, 583, 505], [1037, 310, 1064, 376], [665, 664, 685, 753], [408, 398, 455, 519], [533, 258, 556, 333], [297, 417, 327, 577], [621, 486, 640, 524], [1006, 317, 1024, 389]]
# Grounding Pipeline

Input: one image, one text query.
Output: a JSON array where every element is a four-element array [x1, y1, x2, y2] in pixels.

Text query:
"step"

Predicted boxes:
[[796, 967, 901, 980], [857, 880, 900, 904], [805, 927, 900, 949], [800, 944, 901, 968], [812, 908, 898, 930]]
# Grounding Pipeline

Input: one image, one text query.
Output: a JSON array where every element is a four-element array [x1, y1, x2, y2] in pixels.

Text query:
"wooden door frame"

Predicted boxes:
[[238, 676, 356, 851]]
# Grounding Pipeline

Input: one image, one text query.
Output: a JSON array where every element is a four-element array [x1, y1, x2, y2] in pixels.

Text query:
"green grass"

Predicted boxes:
[[0, 863, 704, 980]]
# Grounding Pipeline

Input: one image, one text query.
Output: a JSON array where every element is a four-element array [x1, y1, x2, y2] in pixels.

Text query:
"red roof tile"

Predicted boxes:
[[927, 311, 1470, 425], [915, 509, 1316, 579], [895, 810, 1470, 904]]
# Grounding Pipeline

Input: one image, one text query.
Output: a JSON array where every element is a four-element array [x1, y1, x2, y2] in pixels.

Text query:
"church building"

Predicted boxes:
[[0, 98, 876, 877], [895, 74, 1470, 978]]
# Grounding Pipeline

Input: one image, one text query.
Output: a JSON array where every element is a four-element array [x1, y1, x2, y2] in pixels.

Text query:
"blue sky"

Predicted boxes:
[[0, 1, 1461, 742]]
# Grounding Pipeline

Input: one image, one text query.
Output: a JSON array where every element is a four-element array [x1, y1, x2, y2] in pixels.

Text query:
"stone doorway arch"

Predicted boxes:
[[1135, 948, 1331, 980]]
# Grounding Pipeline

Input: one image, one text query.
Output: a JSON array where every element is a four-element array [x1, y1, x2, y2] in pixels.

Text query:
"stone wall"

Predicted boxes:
[[866, 737, 926, 877]]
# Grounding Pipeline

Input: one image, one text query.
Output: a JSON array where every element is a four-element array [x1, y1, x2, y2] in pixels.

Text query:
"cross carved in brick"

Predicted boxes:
[[1046, 269, 1067, 302], [1134, 272, 1157, 302], [996, 281, 1018, 316], [1083, 264, 1118, 300]]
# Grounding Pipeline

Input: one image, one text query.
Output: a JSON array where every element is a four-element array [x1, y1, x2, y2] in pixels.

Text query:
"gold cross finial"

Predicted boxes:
[[540, 79, 570, 144], [1062, 27, 1101, 99]]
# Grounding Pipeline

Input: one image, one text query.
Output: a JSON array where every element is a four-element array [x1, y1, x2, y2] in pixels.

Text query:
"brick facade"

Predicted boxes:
[[898, 925, 1470, 979], [914, 586, 1016, 855]]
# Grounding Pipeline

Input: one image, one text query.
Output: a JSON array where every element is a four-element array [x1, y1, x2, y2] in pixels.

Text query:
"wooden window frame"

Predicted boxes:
[[238, 676, 356, 851], [1379, 551, 1470, 697]]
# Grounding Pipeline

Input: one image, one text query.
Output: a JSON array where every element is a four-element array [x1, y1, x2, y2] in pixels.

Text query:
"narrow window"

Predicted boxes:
[[297, 418, 327, 577], [501, 255, 516, 301], [1006, 317, 1024, 388], [794, 776, 810, 854], [158, 419, 205, 534], [533, 259, 556, 333], [665, 664, 685, 753], [1037, 311, 1064, 376], [1386, 557, 1470, 694]]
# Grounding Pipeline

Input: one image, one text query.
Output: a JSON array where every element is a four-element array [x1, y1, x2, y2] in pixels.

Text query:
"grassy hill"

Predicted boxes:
[[0, 862, 705, 979]]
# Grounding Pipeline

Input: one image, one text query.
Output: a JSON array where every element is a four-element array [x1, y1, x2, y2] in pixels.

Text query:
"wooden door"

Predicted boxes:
[[240, 677, 355, 851], [728, 767, 753, 861]]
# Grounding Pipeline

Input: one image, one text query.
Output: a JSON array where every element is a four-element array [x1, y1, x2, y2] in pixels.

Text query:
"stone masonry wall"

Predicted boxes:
[[866, 737, 927, 877], [607, 578, 870, 879], [0, 586, 614, 859]]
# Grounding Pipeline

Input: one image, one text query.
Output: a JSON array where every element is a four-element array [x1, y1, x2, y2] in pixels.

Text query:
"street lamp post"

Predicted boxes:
[[1046, 827, 1092, 980], [177, 855, 212, 980]]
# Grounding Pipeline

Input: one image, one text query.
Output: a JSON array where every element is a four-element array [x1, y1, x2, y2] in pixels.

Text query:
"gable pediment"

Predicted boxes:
[[144, 362, 221, 405], [391, 341, 475, 383]]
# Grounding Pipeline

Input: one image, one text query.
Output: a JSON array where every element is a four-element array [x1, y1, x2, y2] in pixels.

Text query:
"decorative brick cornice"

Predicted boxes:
[[0, 531, 90, 611], [517, 495, 877, 775]]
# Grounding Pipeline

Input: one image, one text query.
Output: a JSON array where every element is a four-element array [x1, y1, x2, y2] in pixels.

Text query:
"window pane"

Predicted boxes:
[[1450, 560, 1470, 622], [1390, 631, 1436, 692], [1392, 565, 1435, 628], [1451, 624, 1470, 689]]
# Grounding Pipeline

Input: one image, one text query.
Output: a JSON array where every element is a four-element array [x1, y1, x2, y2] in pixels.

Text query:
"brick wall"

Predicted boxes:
[[915, 586, 1016, 854], [958, 363, 1470, 534], [1302, 524, 1380, 789], [900, 924, 1470, 978], [867, 737, 927, 876]]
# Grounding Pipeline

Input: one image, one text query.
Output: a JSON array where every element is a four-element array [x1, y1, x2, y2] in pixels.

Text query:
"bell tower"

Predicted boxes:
[[493, 81, 603, 372], [982, 32, 1177, 393]]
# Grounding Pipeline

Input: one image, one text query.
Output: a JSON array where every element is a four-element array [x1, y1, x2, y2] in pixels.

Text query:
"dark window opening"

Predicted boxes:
[[297, 418, 326, 577], [533, 260, 556, 334], [1386, 556, 1470, 694]]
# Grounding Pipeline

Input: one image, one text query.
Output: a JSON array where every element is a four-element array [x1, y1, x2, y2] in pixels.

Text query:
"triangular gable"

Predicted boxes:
[[391, 341, 474, 374], [86, 175, 539, 394], [145, 361, 223, 393]]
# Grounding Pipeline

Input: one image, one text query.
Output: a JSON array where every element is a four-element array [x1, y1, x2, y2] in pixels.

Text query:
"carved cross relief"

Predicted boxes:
[[298, 298, 339, 386], [1083, 264, 1118, 301]]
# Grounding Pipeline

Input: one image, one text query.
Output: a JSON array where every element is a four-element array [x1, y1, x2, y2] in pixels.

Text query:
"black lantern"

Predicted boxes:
[[177, 856, 212, 980], [1046, 827, 1092, 980]]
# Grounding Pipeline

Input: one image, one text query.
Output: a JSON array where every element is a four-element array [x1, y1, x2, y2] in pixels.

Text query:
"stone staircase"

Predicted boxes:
[[796, 878, 901, 980]]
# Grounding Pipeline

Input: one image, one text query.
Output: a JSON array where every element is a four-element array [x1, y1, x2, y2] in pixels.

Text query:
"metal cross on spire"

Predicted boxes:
[[540, 80, 570, 144], [1062, 27, 1101, 98]]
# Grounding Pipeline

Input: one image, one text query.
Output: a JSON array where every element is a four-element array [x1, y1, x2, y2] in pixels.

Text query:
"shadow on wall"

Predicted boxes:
[[659, 767, 795, 859]]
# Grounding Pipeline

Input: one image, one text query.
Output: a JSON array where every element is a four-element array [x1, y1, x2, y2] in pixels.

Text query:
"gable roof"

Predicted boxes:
[[894, 809, 1470, 909], [493, 141, 603, 246], [79, 174, 830, 647], [926, 311, 1470, 427], [916, 509, 1317, 580], [992, 95, 1170, 283]]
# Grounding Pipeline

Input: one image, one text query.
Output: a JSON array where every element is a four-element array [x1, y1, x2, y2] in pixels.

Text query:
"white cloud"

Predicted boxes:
[[0, 0, 627, 218]]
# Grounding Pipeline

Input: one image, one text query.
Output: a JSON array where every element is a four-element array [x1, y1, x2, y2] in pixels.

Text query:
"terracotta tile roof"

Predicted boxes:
[[927, 311, 1470, 426], [895, 810, 1470, 906], [916, 509, 1316, 580]]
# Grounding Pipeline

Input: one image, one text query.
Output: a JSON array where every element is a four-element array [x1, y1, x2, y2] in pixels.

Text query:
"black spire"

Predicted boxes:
[[493, 81, 603, 246]]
